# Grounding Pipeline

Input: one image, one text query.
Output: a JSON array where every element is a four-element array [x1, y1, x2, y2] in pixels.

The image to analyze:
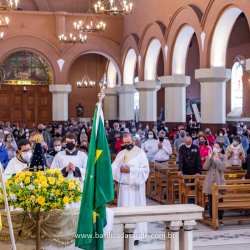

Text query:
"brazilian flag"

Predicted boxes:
[[75, 103, 114, 249]]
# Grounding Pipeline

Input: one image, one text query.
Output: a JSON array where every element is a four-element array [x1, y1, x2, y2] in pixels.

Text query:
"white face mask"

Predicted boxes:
[[89, 126, 92, 129], [186, 144, 191, 148], [7, 137, 12, 141], [82, 130, 85, 133], [59, 127, 62, 130], [0, 130, 2, 133], [4, 131, 9, 135], [25, 129, 29, 133], [219, 133, 223, 137], [55, 146, 62, 152], [22, 151, 32, 162]]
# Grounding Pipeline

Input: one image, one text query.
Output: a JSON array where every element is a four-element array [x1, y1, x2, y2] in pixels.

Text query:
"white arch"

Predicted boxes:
[[123, 49, 136, 84], [81, 51, 122, 85], [144, 39, 161, 81], [107, 61, 117, 88], [172, 26, 195, 75], [211, 8, 242, 68]]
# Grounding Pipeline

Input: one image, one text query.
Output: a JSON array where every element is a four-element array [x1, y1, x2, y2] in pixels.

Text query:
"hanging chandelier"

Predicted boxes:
[[77, 74, 95, 88], [58, 33, 87, 44], [74, 10, 106, 33], [0, 0, 18, 11], [94, 0, 133, 16], [74, 0, 106, 33]]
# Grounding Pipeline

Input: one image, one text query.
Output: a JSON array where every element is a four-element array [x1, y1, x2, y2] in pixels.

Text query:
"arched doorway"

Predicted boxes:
[[0, 50, 53, 127]]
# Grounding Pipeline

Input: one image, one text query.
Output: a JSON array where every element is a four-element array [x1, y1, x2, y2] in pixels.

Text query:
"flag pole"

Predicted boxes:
[[0, 165, 17, 250]]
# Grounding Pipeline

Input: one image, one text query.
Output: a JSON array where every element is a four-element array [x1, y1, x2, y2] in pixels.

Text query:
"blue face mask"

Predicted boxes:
[[237, 130, 243, 135], [180, 132, 185, 138], [213, 148, 220, 153], [148, 135, 153, 139], [206, 131, 210, 135]]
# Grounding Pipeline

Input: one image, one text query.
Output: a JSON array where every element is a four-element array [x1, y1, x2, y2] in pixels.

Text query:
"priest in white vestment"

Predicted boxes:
[[3, 139, 33, 181], [112, 132, 149, 245]]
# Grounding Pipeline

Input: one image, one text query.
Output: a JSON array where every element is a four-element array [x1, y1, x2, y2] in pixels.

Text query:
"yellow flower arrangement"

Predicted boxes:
[[0, 169, 82, 212]]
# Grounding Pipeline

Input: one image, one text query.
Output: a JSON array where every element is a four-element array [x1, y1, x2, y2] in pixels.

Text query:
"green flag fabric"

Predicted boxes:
[[75, 103, 114, 250]]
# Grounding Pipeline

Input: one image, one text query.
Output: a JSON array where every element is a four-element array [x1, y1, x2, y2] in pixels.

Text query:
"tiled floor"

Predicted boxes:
[[133, 198, 250, 250]]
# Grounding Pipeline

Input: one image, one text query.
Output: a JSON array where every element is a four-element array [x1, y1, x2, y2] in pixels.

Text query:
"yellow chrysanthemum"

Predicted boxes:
[[34, 179, 40, 184], [68, 182, 75, 190], [63, 196, 69, 204], [39, 176, 47, 182], [58, 175, 64, 181], [24, 176, 30, 184], [30, 195, 36, 201], [54, 169, 60, 175], [36, 171, 44, 177], [15, 178, 19, 184], [41, 181, 48, 188], [25, 171, 32, 176], [19, 173, 25, 181], [54, 190, 60, 196], [76, 196, 81, 203], [37, 196, 45, 205], [77, 186, 81, 192], [48, 177, 55, 185]]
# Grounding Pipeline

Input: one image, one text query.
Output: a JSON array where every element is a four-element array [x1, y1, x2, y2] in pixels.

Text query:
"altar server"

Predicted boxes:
[[3, 139, 32, 180], [51, 133, 87, 207], [112, 132, 149, 245]]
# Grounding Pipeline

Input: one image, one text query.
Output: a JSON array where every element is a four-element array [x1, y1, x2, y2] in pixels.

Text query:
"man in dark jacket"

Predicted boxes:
[[178, 136, 202, 203], [178, 136, 202, 176], [242, 154, 250, 179], [108, 122, 122, 154]]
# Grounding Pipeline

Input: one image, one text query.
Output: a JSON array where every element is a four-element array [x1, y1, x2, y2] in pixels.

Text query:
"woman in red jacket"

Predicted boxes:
[[198, 134, 212, 169], [170, 126, 178, 142], [205, 128, 215, 148]]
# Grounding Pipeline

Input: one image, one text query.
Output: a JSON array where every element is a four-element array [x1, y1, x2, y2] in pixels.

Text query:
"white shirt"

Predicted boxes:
[[141, 139, 158, 158], [3, 157, 28, 181], [152, 139, 172, 161]]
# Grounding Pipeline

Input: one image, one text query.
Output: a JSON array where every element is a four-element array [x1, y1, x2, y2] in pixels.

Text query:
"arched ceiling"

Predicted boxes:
[[16, 0, 107, 13]]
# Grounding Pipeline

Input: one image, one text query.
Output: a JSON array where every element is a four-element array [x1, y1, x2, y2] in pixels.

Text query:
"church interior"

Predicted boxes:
[[0, 0, 250, 250]]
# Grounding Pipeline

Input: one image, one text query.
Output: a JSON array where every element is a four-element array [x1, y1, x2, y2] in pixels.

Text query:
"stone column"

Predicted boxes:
[[135, 81, 160, 122], [103, 88, 118, 120], [183, 220, 196, 250], [159, 76, 190, 123], [49, 85, 71, 121], [164, 221, 183, 250], [195, 68, 231, 124], [124, 223, 137, 250], [116, 84, 136, 121]]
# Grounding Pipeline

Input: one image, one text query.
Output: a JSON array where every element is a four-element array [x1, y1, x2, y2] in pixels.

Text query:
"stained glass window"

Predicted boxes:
[[231, 62, 243, 110], [0, 50, 52, 85]]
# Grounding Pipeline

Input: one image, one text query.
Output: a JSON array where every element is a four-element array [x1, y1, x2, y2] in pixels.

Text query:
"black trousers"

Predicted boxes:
[[208, 194, 224, 220]]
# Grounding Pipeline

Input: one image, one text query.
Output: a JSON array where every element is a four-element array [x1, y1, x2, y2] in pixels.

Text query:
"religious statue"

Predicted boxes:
[[76, 103, 84, 117]]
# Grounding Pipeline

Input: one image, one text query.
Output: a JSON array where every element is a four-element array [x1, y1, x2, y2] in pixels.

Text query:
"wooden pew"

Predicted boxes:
[[146, 163, 155, 198], [211, 183, 250, 229]]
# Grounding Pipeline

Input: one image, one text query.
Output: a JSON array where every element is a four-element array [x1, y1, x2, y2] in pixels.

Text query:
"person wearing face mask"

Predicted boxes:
[[114, 129, 126, 153], [243, 126, 249, 137], [173, 128, 186, 164], [130, 126, 137, 136], [203, 142, 226, 224], [3, 139, 32, 180], [61, 136, 67, 150], [178, 137, 202, 180], [112, 132, 149, 245], [108, 122, 122, 154], [198, 135, 211, 169], [121, 121, 127, 129], [49, 140, 63, 157], [170, 126, 178, 142], [36, 124, 50, 145], [79, 140, 89, 155], [215, 129, 230, 152], [13, 129, 21, 143], [205, 128, 215, 148], [41, 141, 54, 169], [141, 130, 158, 162], [21, 126, 31, 140], [51, 134, 87, 208], [236, 127, 249, 155], [78, 127, 89, 144], [3, 134, 18, 160], [173, 125, 185, 144], [48, 129, 62, 152], [152, 131, 172, 168], [0, 137, 10, 169], [233, 122, 240, 136], [225, 136, 245, 167], [143, 124, 149, 134], [0, 127, 4, 140], [128, 119, 137, 131]]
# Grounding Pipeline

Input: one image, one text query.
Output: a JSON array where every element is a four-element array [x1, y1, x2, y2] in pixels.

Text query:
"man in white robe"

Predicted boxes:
[[3, 139, 32, 181], [112, 132, 149, 245], [51, 133, 87, 208]]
